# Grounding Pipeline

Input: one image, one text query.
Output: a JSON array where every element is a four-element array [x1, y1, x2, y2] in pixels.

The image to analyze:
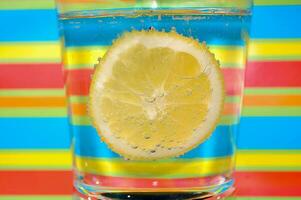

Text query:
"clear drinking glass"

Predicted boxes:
[[56, 0, 252, 199]]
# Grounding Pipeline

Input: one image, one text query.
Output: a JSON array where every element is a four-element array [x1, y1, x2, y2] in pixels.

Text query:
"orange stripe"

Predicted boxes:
[[71, 103, 87, 115], [223, 103, 240, 115], [0, 97, 66, 107], [70, 103, 239, 116], [244, 95, 301, 106]]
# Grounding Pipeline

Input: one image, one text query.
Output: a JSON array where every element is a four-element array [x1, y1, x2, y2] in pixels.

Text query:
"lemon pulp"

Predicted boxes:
[[89, 30, 224, 160]]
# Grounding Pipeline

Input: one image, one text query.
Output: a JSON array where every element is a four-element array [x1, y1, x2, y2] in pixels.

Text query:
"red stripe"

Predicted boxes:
[[0, 170, 72, 195], [234, 171, 301, 196], [84, 172, 301, 196], [83, 174, 226, 189], [1, 170, 301, 196], [223, 68, 244, 96], [0, 63, 64, 89], [245, 61, 301, 87], [65, 69, 93, 95], [65, 68, 243, 96], [2, 61, 300, 89]]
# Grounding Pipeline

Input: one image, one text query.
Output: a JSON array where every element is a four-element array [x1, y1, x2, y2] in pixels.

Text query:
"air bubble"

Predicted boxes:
[[149, 26, 155, 30], [186, 89, 193, 96]]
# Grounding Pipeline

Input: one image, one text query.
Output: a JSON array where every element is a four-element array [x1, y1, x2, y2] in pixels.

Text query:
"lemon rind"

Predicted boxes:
[[89, 30, 225, 160]]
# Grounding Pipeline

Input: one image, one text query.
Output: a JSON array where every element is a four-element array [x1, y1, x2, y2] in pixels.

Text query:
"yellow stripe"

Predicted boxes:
[[249, 40, 301, 60], [63, 40, 301, 67], [210, 45, 245, 66], [75, 156, 233, 178], [236, 150, 301, 169], [0, 150, 300, 171], [0, 150, 71, 169], [0, 43, 61, 62], [64, 46, 108, 67], [2, 40, 300, 64], [64, 45, 245, 68]]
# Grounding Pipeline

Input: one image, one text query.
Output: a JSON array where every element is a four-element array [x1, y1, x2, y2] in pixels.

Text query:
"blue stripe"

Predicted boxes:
[[1, 117, 300, 150], [0, 10, 59, 41], [1, 6, 300, 42], [251, 5, 301, 38], [62, 14, 249, 47], [238, 117, 301, 149], [0, 118, 70, 149], [73, 125, 235, 158]]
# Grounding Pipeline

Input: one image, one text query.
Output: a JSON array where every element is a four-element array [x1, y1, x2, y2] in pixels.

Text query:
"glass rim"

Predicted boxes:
[[56, 0, 253, 15]]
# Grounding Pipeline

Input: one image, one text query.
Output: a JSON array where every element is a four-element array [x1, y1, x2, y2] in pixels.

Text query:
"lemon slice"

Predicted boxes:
[[89, 30, 224, 160]]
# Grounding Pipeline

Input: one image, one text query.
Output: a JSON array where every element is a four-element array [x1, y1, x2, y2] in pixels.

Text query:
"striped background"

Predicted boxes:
[[0, 0, 301, 199]]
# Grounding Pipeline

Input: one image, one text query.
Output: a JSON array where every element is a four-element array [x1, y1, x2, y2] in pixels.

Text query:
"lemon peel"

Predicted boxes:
[[89, 30, 225, 160]]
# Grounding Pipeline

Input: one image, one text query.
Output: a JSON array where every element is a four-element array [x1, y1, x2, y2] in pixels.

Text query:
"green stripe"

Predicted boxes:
[[242, 106, 301, 116], [0, 58, 61, 63], [0, 196, 71, 200], [0, 165, 71, 170], [254, 0, 301, 5], [0, 0, 55, 10], [65, 64, 94, 70], [0, 89, 65, 97], [237, 166, 301, 171], [0, 108, 67, 117], [249, 55, 301, 61], [221, 63, 244, 69], [245, 88, 301, 95], [70, 115, 238, 126], [69, 95, 89, 103], [219, 115, 239, 125], [71, 116, 91, 126], [225, 96, 241, 103]]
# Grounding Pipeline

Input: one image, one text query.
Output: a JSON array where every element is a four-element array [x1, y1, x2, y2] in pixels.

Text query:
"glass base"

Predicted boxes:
[[74, 172, 234, 200]]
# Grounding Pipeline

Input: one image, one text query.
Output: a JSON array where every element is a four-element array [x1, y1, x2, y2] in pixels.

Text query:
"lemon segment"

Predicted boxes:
[[89, 30, 225, 160]]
